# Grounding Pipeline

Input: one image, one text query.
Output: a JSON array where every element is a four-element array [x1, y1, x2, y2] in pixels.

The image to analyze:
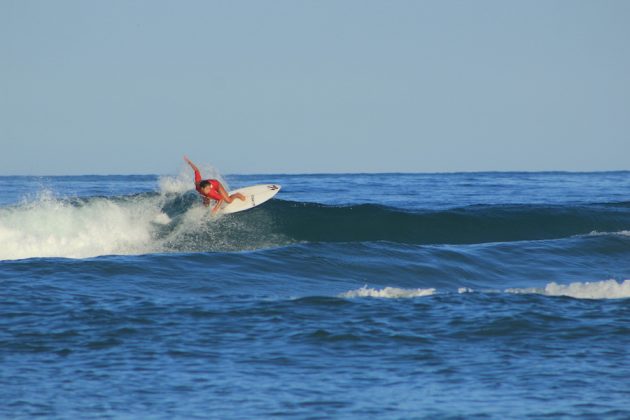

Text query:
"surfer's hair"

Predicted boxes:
[[199, 180, 211, 188]]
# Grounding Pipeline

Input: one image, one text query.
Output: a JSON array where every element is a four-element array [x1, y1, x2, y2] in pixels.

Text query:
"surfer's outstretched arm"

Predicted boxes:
[[184, 156, 198, 171], [184, 156, 202, 184]]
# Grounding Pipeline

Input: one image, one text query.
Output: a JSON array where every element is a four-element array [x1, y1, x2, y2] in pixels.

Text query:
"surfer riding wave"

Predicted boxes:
[[184, 156, 245, 214]]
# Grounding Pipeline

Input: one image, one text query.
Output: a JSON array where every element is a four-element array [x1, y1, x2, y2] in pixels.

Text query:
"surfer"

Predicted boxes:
[[184, 156, 246, 214]]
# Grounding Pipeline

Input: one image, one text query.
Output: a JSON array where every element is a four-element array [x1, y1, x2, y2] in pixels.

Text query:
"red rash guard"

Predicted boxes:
[[194, 168, 223, 202]]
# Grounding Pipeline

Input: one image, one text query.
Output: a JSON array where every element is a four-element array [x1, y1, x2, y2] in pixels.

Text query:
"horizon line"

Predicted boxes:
[[2, 169, 629, 177]]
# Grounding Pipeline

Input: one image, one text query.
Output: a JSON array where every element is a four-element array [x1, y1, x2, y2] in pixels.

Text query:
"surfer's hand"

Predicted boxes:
[[184, 156, 197, 170]]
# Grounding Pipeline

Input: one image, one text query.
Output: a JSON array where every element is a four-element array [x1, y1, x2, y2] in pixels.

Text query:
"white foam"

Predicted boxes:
[[588, 230, 630, 237], [0, 163, 239, 260], [153, 212, 172, 225], [340, 285, 436, 299], [0, 192, 164, 260], [506, 279, 630, 300], [339, 280, 630, 301]]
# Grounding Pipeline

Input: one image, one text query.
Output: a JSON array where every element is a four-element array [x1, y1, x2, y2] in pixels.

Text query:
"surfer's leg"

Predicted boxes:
[[217, 185, 235, 203], [217, 184, 246, 203]]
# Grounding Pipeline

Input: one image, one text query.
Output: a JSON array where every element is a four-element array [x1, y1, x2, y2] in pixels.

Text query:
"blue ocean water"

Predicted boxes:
[[1, 172, 629, 418]]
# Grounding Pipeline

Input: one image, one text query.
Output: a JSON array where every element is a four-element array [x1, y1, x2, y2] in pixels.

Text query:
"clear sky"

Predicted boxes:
[[1, 0, 629, 175]]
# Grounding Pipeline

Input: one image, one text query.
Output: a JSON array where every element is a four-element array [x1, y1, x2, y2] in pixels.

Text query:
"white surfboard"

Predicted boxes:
[[218, 184, 281, 214]]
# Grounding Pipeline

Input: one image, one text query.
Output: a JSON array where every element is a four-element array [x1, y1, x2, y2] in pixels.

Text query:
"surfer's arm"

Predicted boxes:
[[211, 199, 223, 214], [184, 156, 202, 184], [184, 156, 198, 171]]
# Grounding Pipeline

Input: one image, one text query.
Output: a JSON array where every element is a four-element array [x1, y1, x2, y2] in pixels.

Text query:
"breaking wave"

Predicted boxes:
[[1, 186, 630, 260]]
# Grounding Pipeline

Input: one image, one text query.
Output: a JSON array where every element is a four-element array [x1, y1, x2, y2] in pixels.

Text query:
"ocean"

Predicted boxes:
[[1, 171, 629, 419]]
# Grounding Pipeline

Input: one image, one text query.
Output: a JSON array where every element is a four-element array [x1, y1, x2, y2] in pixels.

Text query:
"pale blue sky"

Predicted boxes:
[[2, 0, 629, 175]]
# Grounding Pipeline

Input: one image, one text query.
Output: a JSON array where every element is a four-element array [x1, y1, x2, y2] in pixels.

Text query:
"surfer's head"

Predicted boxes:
[[199, 180, 212, 194]]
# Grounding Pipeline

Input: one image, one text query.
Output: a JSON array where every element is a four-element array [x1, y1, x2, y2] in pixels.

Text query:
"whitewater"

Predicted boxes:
[[1, 171, 629, 418]]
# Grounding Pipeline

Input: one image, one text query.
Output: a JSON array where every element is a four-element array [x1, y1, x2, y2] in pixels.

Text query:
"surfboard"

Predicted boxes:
[[218, 184, 281, 214]]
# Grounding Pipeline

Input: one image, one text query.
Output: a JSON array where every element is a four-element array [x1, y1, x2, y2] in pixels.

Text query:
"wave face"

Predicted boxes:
[[264, 200, 630, 245], [2, 190, 630, 260]]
